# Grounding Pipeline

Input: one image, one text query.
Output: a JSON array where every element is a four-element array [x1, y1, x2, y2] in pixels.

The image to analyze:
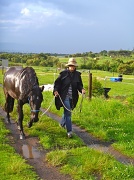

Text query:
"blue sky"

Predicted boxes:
[[0, 0, 134, 54]]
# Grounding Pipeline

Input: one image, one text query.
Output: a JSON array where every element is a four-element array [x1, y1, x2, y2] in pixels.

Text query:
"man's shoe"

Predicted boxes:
[[67, 131, 73, 138]]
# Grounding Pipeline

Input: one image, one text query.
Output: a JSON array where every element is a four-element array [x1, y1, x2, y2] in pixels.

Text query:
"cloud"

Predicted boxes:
[[0, 1, 95, 32], [21, 8, 30, 16]]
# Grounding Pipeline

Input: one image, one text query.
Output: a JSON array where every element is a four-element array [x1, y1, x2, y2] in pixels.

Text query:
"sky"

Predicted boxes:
[[0, 0, 134, 54]]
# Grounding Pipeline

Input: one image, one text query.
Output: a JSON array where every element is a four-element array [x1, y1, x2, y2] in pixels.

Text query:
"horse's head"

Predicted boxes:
[[28, 85, 44, 127]]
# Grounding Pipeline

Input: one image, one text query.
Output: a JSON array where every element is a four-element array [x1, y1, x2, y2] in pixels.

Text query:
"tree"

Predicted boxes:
[[117, 64, 132, 75], [89, 53, 96, 58], [100, 50, 107, 56], [102, 60, 111, 71], [81, 56, 89, 66]]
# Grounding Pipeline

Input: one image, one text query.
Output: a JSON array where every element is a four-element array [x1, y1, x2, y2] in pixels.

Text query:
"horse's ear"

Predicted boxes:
[[40, 86, 44, 92]]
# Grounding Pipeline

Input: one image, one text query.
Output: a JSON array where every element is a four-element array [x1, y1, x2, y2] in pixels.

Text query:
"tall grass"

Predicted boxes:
[[35, 90, 134, 158], [46, 147, 134, 180], [0, 68, 134, 179], [73, 97, 134, 157]]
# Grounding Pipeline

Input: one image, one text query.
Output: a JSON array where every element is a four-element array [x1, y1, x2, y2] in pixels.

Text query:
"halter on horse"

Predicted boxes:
[[3, 66, 44, 139]]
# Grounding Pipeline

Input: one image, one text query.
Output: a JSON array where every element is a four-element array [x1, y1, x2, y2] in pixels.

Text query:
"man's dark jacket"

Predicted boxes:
[[53, 69, 84, 110]]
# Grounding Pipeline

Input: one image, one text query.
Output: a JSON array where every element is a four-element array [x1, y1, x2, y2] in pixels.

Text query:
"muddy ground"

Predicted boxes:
[[0, 107, 134, 180], [0, 107, 71, 180]]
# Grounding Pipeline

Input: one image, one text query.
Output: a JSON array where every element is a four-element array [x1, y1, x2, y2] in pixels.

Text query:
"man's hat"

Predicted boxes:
[[65, 58, 78, 67]]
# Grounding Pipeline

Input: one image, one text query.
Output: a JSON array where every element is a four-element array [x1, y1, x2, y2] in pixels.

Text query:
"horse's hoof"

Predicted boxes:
[[17, 126, 21, 130], [27, 122, 32, 128], [6, 118, 11, 124], [34, 119, 39, 122], [20, 134, 25, 140]]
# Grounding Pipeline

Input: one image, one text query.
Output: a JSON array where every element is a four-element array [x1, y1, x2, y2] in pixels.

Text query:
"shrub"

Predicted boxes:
[[92, 77, 104, 97]]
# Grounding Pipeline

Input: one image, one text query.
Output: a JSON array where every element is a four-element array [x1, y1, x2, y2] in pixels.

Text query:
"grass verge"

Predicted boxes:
[[46, 147, 134, 180], [0, 117, 39, 180]]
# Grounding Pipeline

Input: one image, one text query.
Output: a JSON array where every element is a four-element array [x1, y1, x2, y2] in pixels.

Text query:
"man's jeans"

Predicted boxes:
[[60, 97, 72, 133]]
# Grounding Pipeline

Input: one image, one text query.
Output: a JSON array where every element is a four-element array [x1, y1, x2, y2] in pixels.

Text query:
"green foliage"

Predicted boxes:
[[1, 51, 134, 74], [92, 77, 104, 96], [117, 64, 134, 75], [0, 53, 60, 67]]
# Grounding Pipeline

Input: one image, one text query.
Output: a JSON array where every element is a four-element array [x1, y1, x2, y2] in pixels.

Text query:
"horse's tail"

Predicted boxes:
[[4, 95, 14, 113]]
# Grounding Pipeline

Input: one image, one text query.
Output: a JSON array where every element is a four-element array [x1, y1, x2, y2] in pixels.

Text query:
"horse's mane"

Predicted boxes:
[[19, 67, 39, 99]]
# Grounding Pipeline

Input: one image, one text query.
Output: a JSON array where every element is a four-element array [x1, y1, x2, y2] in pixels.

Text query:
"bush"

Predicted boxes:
[[92, 77, 104, 97]]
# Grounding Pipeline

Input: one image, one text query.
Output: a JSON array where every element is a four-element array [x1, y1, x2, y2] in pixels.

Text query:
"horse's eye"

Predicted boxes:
[[37, 96, 39, 100]]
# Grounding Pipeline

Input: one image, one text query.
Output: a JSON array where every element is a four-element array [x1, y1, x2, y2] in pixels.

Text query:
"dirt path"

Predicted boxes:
[[43, 109, 134, 165], [0, 107, 71, 180], [0, 107, 134, 180]]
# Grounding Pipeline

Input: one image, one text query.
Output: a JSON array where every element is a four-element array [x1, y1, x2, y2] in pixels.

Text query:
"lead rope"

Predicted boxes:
[[58, 94, 73, 113], [59, 93, 85, 113], [41, 93, 85, 117], [40, 96, 55, 116]]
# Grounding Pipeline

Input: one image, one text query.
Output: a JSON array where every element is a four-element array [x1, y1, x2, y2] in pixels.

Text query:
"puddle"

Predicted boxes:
[[88, 144, 109, 152], [21, 144, 41, 159]]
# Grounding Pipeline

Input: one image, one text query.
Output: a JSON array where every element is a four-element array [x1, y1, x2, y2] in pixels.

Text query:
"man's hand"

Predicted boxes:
[[54, 91, 59, 97], [82, 89, 86, 94]]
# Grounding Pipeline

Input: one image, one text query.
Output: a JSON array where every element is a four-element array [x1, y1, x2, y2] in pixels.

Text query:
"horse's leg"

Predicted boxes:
[[4, 95, 10, 123], [27, 116, 33, 128], [17, 100, 25, 139], [6, 110, 10, 124], [27, 111, 39, 128], [27, 112, 35, 128], [4, 94, 14, 124]]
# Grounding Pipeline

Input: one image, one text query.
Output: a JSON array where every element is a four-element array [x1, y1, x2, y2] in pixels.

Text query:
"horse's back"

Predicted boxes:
[[4, 66, 23, 78], [3, 66, 39, 100], [3, 66, 24, 99]]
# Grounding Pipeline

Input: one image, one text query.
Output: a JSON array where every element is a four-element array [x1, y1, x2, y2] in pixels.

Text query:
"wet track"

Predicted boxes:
[[41, 108, 134, 165]]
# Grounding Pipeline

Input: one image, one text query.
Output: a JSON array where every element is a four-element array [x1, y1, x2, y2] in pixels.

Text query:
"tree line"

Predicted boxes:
[[0, 50, 134, 75]]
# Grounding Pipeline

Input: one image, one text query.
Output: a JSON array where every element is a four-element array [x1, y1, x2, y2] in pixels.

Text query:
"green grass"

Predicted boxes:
[[46, 147, 134, 180], [0, 73, 3, 84], [24, 112, 84, 150], [40, 91, 134, 158], [59, 55, 134, 65], [0, 68, 134, 179], [1, 67, 134, 96], [0, 117, 39, 180], [73, 97, 134, 157], [35, 69, 134, 97]]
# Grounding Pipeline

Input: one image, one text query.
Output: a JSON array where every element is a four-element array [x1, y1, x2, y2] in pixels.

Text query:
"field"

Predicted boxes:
[[0, 67, 134, 180], [20, 64, 134, 97]]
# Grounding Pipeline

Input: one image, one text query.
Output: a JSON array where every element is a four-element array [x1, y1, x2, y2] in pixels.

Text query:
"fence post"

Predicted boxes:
[[88, 70, 92, 100]]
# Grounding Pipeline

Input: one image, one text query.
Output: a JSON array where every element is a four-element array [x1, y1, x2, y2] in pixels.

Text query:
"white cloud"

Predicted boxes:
[[21, 8, 30, 16], [0, 1, 95, 32], [18, 5, 67, 28]]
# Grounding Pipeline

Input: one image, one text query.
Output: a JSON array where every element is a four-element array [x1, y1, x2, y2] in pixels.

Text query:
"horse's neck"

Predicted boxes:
[[19, 68, 39, 100]]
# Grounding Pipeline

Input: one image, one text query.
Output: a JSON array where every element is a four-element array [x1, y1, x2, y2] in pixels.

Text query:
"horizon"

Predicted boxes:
[[0, 49, 133, 55]]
